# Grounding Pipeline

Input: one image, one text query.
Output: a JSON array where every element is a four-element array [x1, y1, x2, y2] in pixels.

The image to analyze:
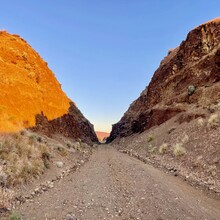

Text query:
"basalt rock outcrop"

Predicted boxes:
[[32, 102, 98, 144], [108, 18, 220, 142], [0, 31, 98, 143]]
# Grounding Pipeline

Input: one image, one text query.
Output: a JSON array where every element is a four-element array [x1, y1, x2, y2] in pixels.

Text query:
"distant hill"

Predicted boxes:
[[96, 131, 110, 141]]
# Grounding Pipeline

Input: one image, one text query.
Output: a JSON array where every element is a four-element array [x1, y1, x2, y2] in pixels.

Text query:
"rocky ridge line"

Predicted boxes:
[[108, 18, 220, 141]]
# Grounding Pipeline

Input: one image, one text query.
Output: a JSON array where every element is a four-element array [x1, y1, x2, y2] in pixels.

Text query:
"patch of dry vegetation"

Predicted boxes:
[[207, 113, 219, 128], [0, 187, 14, 210], [157, 134, 188, 157], [197, 118, 204, 126], [158, 143, 168, 154], [147, 134, 154, 142], [56, 144, 68, 156], [8, 211, 21, 220], [0, 131, 50, 187], [0, 166, 14, 210], [181, 134, 189, 144], [148, 145, 157, 154], [172, 134, 188, 158], [173, 143, 186, 157]]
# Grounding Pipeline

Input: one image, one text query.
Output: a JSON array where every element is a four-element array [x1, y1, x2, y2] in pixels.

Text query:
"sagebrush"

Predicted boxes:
[[207, 114, 219, 128], [159, 143, 168, 154], [173, 143, 186, 157]]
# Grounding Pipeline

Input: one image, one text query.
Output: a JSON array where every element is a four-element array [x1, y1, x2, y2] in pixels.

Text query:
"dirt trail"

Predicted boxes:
[[13, 146, 220, 220]]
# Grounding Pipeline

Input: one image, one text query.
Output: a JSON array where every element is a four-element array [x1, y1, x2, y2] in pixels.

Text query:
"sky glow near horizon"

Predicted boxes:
[[0, 1, 219, 132]]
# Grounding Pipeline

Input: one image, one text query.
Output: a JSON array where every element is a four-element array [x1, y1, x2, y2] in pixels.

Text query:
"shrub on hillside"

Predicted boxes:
[[56, 144, 68, 156], [207, 113, 219, 128], [159, 143, 168, 154], [147, 134, 154, 142], [173, 143, 186, 157]]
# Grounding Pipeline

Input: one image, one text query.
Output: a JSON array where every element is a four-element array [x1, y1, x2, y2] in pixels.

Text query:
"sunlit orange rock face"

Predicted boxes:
[[96, 131, 110, 141], [0, 31, 71, 132]]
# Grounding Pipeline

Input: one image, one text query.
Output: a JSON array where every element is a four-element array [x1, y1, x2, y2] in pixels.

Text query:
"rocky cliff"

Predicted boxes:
[[0, 31, 98, 143], [108, 18, 220, 142], [32, 102, 98, 144]]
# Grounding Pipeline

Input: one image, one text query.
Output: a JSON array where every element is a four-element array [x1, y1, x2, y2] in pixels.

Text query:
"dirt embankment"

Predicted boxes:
[[111, 107, 220, 199]]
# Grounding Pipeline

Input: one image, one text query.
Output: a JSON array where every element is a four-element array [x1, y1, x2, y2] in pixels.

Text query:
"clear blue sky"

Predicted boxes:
[[1, 1, 219, 132]]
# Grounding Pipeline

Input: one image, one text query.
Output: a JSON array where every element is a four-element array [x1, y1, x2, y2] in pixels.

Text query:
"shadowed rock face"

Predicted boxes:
[[32, 102, 99, 144], [108, 19, 220, 142]]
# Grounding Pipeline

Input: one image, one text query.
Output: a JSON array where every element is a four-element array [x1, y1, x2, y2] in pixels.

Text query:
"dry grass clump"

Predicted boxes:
[[0, 187, 14, 210], [172, 134, 188, 158], [0, 132, 50, 187], [159, 135, 187, 157], [71, 141, 83, 152], [147, 134, 154, 142], [159, 143, 168, 154], [56, 144, 68, 156], [197, 118, 204, 126], [173, 143, 186, 157], [0, 165, 7, 186], [181, 134, 189, 144], [65, 140, 73, 149], [147, 144, 157, 153], [207, 113, 219, 128], [8, 211, 21, 220]]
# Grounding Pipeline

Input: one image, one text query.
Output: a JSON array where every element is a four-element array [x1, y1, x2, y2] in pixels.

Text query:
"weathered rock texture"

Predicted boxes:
[[108, 18, 220, 142], [0, 31, 71, 132], [0, 31, 98, 143], [32, 102, 98, 144]]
